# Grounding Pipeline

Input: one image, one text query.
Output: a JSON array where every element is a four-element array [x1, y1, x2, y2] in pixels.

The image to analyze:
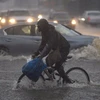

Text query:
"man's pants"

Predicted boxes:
[[55, 50, 70, 81]]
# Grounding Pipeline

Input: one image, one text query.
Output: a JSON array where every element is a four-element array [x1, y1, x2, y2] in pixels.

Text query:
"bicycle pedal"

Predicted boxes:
[[45, 78, 51, 80], [55, 73, 60, 76]]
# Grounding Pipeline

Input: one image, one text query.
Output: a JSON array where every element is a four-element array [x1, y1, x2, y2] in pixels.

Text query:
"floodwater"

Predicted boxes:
[[0, 38, 100, 100]]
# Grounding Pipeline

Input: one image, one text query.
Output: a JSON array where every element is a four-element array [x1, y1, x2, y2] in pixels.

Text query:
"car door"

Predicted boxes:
[[4, 24, 41, 55]]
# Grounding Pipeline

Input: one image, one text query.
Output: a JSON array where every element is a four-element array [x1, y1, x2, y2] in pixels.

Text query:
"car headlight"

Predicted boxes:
[[71, 19, 76, 25], [1, 18, 6, 24], [9, 18, 16, 24], [81, 18, 85, 21], [38, 15, 43, 20], [27, 18, 33, 23], [53, 20, 58, 23]]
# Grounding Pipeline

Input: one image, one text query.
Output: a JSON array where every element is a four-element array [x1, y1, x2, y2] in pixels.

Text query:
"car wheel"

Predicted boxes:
[[0, 47, 9, 56]]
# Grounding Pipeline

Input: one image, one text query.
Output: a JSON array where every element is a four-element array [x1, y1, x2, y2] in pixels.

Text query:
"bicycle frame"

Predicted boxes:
[[17, 56, 90, 85]]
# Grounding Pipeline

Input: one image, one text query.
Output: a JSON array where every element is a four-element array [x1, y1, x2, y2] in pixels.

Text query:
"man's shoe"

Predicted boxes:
[[63, 76, 75, 84]]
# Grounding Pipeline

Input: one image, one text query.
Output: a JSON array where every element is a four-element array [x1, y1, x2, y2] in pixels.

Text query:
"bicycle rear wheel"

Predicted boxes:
[[64, 67, 90, 84]]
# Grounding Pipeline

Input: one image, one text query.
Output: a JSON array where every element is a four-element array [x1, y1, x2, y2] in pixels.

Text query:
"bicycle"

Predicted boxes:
[[17, 56, 90, 86]]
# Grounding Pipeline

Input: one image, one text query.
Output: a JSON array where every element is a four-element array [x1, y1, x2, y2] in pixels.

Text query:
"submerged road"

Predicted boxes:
[[0, 57, 100, 100]]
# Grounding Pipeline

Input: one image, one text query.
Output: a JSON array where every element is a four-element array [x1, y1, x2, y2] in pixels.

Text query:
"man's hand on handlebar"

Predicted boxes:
[[31, 51, 40, 59], [31, 54, 42, 59]]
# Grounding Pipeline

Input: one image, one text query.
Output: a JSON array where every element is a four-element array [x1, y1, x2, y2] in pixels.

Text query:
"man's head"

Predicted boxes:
[[37, 19, 49, 32]]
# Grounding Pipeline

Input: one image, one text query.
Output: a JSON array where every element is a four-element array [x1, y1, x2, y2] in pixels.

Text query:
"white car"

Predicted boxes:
[[0, 22, 96, 56], [0, 9, 35, 27], [82, 10, 100, 26]]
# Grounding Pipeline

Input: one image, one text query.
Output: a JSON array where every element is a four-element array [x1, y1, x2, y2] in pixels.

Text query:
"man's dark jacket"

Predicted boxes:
[[36, 24, 70, 58]]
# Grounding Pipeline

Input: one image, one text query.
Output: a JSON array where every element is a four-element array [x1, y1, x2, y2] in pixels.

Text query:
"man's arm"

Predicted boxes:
[[40, 44, 51, 58], [39, 35, 54, 58], [34, 34, 47, 56]]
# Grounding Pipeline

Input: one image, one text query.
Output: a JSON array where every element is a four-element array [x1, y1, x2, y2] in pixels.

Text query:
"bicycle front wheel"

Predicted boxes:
[[64, 67, 90, 84]]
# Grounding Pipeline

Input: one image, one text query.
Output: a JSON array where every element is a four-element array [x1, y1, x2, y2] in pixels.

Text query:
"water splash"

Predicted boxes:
[[90, 80, 100, 86], [12, 79, 38, 90], [65, 83, 88, 88], [0, 55, 31, 61], [12, 81, 20, 90], [92, 37, 100, 55], [12, 77, 91, 90], [70, 38, 100, 60], [12, 76, 63, 90]]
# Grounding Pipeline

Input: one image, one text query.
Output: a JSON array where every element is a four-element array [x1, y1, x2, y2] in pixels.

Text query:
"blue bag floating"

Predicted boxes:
[[22, 57, 47, 82]]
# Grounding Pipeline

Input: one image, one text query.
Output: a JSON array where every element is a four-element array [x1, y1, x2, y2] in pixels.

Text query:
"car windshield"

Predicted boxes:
[[88, 12, 100, 16], [8, 10, 30, 16], [53, 13, 70, 19], [54, 24, 80, 36]]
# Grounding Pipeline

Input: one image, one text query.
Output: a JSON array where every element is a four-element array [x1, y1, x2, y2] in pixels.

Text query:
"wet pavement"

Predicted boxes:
[[76, 23, 100, 37]]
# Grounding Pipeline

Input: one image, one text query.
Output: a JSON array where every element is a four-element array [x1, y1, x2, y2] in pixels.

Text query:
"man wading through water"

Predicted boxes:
[[32, 18, 72, 83]]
